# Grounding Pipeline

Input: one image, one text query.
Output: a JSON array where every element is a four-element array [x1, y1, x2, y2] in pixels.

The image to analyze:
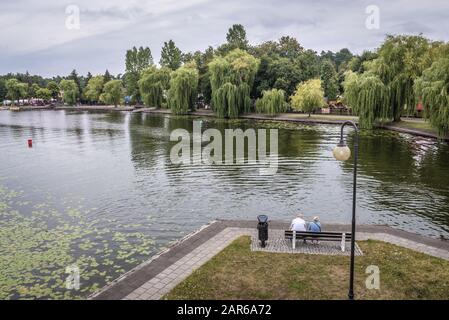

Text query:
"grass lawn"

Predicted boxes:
[[391, 119, 438, 135], [164, 237, 449, 300]]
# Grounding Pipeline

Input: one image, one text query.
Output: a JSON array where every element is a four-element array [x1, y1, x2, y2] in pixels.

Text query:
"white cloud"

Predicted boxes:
[[0, 0, 208, 54], [0, 0, 448, 77]]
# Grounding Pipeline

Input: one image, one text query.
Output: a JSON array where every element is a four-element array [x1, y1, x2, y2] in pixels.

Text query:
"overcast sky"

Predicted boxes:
[[1, 0, 448, 77]]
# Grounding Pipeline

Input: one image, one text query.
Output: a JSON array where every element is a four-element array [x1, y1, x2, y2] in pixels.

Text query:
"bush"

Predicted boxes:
[[290, 79, 324, 116], [255, 89, 287, 115]]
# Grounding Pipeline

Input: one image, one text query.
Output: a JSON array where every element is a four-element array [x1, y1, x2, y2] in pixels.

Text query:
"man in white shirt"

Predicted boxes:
[[290, 213, 307, 232]]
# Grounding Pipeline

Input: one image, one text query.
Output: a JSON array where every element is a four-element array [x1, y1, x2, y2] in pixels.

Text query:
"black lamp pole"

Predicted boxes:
[[338, 120, 359, 300]]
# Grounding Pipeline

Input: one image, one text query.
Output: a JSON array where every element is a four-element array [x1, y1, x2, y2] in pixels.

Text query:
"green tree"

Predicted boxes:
[[36, 88, 52, 101], [290, 79, 325, 116], [85, 72, 92, 83], [271, 57, 304, 96], [138, 66, 171, 108], [255, 89, 287, 115], [252, 38, 319, 98], [348, 51, 378, 73], [29, 83, 41, 98], [137, 47, 153, 71], [343, 71, 390, 129], [126, 46, 153, 73], [251, 36, 303, 59], [59, 79, 78, 105], [124, 72, 140, 104], [160, 40, 183, 70], [125, 46, 153, 103], [67, 69, 81, 96], [277, 36, 304, 59], [84, 75, 105, 104], [103, 70, 112, 83], [226, 24, 248, 50], [182, 47, 215, 104], [168, 63, 199, 114], [216, 24, 249, 55], [297, 50, 321, 80], [414, 47, 449, 137], [334, 48, 354, 70], [320, 60, 339, 100], [100, 80, 123, 107], [46, 81, 60, 100], [5, 79, 28, 105], [344, 35, 435, 128], [0, 79, 6, 102], [368, 35, 433, 121], [209, 49, 260, 118]]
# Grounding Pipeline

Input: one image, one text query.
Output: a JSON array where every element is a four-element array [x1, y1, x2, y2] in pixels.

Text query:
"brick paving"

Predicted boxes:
[[250, 229, 364, 256], [357, 232, 449, 260], [123, 227, 251, 300], [90, 220, 449, 300]]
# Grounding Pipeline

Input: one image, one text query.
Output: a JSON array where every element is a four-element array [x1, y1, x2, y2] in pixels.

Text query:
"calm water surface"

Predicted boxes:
[[1, 110, 449, 298]]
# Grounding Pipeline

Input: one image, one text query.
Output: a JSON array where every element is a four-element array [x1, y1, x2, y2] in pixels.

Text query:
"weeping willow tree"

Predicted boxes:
[[345, 35, 436, 128], [138, 66, 171, 108], [255, 89, 287, 115], [414, 54, 449, 137], [371, 35, 433, 121], [167, 63, 199, 115], [209, 49, 259, 118], [344, 71, 390, 129]]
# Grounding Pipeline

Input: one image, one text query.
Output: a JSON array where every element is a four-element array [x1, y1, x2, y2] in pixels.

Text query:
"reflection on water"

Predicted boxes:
[[1, 110, 449, 298]]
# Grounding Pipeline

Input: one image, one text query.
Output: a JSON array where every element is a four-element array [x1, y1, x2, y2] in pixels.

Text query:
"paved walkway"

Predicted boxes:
[[90, 220, 449, 300], [251, 229, 364, 256]]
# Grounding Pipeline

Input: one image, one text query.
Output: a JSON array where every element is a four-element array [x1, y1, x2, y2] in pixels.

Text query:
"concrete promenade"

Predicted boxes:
[[90, 220, 449, 300]]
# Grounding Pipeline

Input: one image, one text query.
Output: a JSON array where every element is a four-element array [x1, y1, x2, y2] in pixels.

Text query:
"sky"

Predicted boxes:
[[1, 0, 448, 78]]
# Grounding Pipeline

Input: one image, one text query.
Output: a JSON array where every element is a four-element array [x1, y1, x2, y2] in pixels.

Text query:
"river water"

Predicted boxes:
[[1, 110, 448, 298]]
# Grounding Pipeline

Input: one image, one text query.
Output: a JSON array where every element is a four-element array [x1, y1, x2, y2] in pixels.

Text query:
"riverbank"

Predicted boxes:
[[90, 220, 449, 300], [136, 107, 448, 141], [0, 105, 136, 112], [54, 105, 136, 112], [1, 105, 447, 141], [166, 236, 449, 300]]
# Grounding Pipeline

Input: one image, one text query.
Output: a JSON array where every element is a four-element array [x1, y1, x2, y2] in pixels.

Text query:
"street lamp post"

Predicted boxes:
[[332, 120, 359, 300]]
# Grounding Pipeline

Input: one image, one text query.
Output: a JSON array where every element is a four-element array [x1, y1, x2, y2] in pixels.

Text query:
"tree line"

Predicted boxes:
[[1, 24, 448, 136]]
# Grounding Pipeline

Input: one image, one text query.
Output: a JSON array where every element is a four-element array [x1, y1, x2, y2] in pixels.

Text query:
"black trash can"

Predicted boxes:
[[257, 215, 269, 248]]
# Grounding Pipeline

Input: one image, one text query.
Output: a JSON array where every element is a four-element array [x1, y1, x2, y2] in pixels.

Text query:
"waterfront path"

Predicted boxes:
[[2, 105, 447, 141], [136, 108, 448, 141], [90, 220, 449, 300]]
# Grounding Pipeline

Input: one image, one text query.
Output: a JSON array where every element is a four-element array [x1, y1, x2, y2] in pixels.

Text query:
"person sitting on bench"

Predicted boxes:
[[291, 213, 307, 244], [307, 216, 322, 244], [308, 216, 321, 232], [290, 213, 307, 232]]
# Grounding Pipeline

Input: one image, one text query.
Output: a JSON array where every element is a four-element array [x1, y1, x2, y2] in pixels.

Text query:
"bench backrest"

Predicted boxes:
[[285, 230, 352, 240]]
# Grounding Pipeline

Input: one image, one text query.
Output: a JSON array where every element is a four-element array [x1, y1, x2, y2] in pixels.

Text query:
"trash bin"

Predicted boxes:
[[257, 215, 269, 248]]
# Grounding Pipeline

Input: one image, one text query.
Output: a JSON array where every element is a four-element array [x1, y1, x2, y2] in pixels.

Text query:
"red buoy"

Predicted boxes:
[[28, 139, 33, 148]]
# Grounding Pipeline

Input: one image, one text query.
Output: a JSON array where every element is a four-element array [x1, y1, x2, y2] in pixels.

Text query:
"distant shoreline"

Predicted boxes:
[[2, 105, 447, 142]]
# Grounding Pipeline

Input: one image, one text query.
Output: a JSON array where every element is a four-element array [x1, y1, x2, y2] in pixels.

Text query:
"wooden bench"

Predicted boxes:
[[285, 230, 353, 252]]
